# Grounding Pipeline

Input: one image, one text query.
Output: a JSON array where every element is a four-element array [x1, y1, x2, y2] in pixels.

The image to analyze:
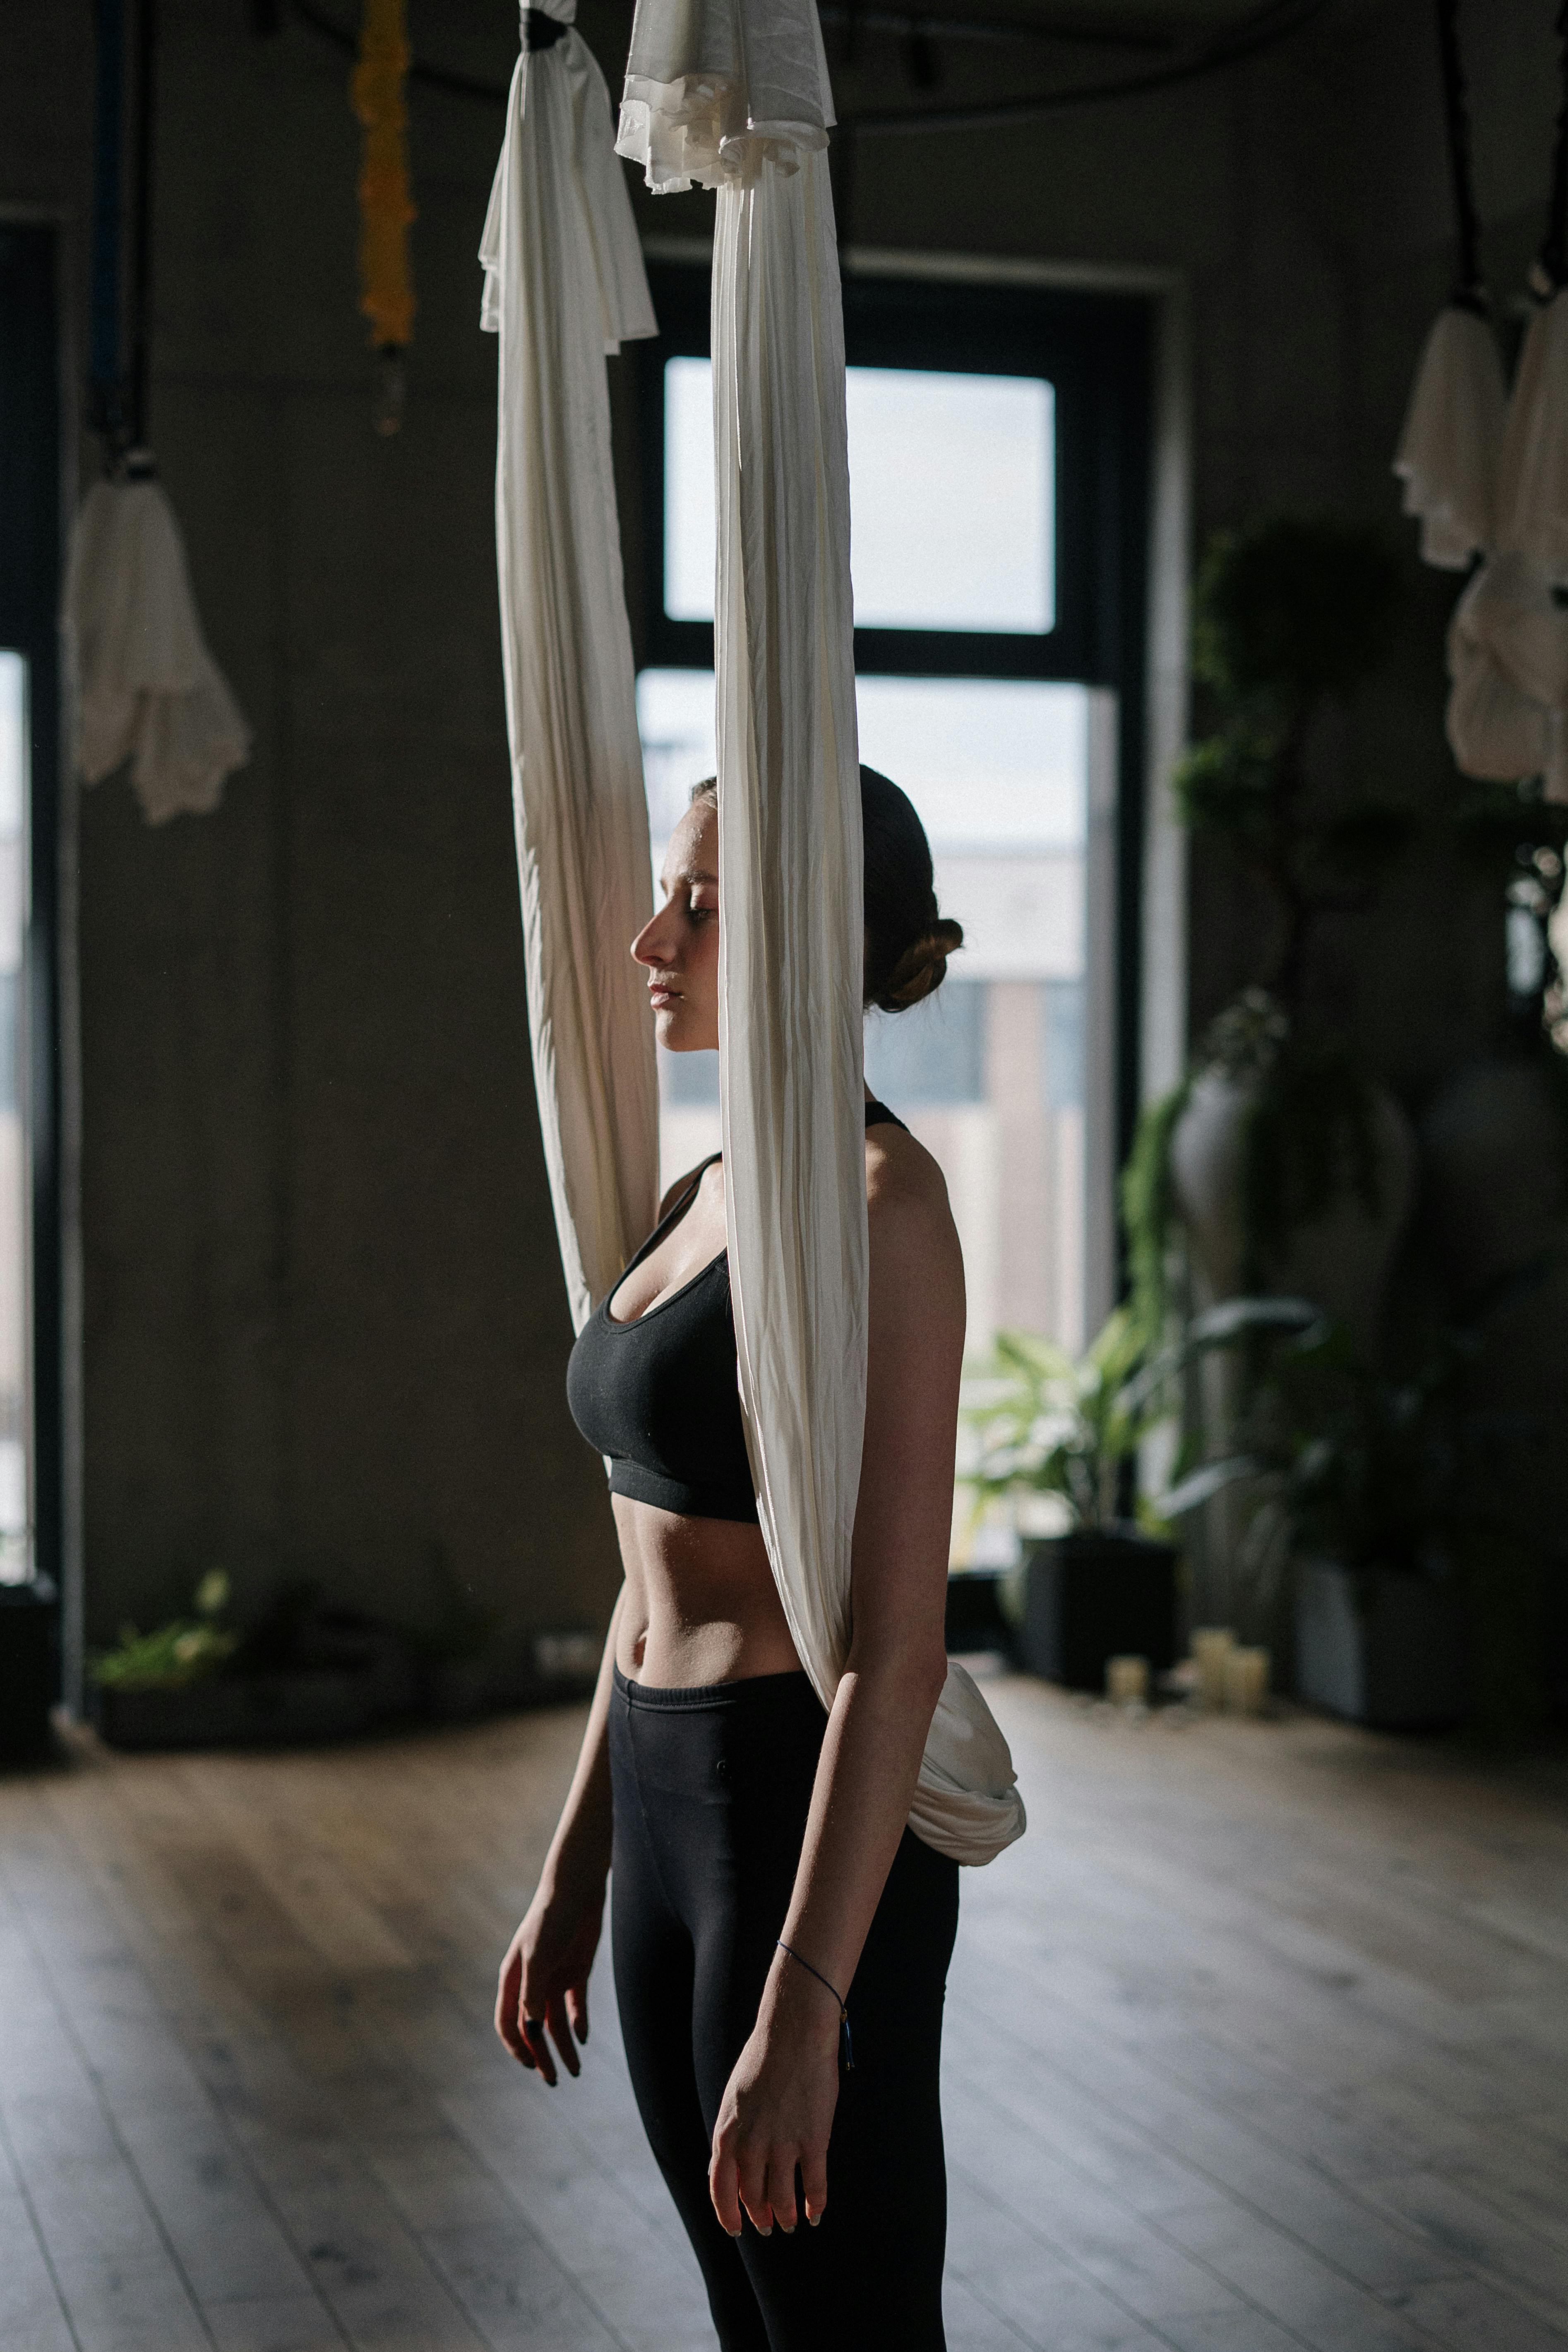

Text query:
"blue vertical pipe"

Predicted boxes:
[[90, 0, 126, 433]]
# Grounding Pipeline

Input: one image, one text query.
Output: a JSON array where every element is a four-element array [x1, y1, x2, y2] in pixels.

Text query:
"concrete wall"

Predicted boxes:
[[2, 0, 1561, 1662]]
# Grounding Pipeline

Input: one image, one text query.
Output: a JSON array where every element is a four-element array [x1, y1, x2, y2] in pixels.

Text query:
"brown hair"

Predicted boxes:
[[686, 768, 961, 1013]]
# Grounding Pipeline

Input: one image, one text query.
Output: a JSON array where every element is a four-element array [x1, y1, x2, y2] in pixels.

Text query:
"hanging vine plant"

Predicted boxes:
[[351, 0, 416, 433]]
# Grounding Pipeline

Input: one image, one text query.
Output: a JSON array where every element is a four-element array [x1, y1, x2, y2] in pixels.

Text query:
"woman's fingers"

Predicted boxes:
[[545, 1993, 581, 2080], [800, 2141, 828, 2227], [708, 2135, 744, 2239], [735, 2139, 773, 2237], [565, 1979, 590, 2046], [494, 1948, 535, 2069], [766, 2148, 801, 2234], [521, 2004, 558, 2086]]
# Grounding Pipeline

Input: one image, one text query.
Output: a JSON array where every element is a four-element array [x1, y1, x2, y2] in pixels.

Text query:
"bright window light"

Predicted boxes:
[[663, 359, 1054, 634], [637, 669, 1084, 854], [636, 668, 1086, 985]]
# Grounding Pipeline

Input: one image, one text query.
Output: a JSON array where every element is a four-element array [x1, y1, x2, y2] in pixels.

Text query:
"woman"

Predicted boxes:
[[497, 768, 970, 2351]]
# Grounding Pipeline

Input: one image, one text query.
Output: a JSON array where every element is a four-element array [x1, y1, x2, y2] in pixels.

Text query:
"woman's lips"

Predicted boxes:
[[648, 986, 680, 1008]]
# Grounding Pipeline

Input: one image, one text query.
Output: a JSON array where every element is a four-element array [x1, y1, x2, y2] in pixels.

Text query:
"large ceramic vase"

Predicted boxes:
[[1169, 1063, 1417, 1642], [1169, 1066, 1418, 1349]]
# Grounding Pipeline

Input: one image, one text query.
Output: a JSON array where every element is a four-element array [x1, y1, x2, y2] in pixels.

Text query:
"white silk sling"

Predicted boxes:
[[618, 0, 1024, 1865], [480, 0, 661, 1334]]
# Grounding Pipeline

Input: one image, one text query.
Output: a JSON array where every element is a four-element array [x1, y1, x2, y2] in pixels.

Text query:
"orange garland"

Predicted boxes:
[[351, 0, 416, 351]]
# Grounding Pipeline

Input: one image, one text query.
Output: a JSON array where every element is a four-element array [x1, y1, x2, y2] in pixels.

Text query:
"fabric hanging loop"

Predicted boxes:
[[63, 476, 252, 824], [480, 0, 661, 1333], [1538, 0, 1568, 292], [1392, 0, 1505, 571], [617, 0, 1024, 1866]]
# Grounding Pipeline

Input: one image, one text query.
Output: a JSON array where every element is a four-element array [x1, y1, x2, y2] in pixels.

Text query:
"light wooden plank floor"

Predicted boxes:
[[2, 1676, 1566, 2352]]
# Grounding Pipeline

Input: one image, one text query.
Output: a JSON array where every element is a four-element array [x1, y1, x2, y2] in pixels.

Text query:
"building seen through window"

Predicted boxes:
[[637, 660, 1088, 1361]]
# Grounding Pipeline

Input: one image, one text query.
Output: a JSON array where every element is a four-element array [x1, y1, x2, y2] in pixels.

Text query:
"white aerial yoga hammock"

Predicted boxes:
[[618, 0, 1022, 1865], [486, 0, 1023, 1864], [1443, 300, 1568, 806], [480, 1, 661, 1331]]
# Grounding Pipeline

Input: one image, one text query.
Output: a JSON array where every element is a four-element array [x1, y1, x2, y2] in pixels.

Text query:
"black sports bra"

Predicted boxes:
[[565, 1099, 909, 1525]]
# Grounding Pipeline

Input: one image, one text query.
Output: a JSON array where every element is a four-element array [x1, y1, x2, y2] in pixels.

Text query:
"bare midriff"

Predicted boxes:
[[611, 1495, 802, 1687]]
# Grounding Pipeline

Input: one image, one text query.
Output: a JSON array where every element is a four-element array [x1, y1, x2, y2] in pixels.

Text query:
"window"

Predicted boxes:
[[665, 358, 1054, 633], [0, 222, 61, 1612], [0, 655, 28, 1583], [635, 263, 1150, 1374]]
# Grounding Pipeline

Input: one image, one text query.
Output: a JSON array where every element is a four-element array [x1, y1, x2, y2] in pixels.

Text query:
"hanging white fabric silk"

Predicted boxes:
[[1444, 290, 1568, 807], [618, 0, 1024, 1865], [481, 2, 661, 1332], [63, 478, 250, 825], [1392, 305, 1506, 571], [1497, 288, 1568, 583]]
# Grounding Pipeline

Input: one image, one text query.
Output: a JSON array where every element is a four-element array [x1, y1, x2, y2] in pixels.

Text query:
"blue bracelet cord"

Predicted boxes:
[[776, 1940, 854, 2071]]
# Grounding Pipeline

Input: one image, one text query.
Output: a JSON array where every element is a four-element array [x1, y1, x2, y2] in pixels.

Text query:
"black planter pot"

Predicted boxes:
[[0, 1577, 59, 1763], [1294, 1560, 1465, 1730], [945, 1568, 1008, 1653], [93, 1669, 384, 1752], [1014, 1532, 1179, 1691]]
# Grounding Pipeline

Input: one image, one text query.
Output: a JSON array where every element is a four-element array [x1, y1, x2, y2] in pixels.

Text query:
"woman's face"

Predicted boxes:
[[630, 798, 720, 1054]]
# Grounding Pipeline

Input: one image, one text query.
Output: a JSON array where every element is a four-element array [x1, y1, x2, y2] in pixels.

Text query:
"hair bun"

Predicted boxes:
[[876, 917, 964, 1013]]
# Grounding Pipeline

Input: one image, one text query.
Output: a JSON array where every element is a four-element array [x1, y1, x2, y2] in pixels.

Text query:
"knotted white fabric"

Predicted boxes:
[[619, 0, 1024, 1865], [1444, 290, 1568, 806], [63, 477, 250, 825], [480, 0, 661, 1331], [1393, 305, 1506, 570]]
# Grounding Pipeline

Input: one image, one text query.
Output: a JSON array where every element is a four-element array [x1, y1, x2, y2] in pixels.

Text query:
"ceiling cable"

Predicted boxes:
[[276, 0, 1330, 132]]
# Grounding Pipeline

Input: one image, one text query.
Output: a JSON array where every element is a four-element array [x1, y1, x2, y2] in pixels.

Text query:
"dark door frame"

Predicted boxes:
[[0, 218, 69, 1681]]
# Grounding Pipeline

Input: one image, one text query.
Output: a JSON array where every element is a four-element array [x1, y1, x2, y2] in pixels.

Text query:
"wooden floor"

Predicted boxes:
[[3, 1677, 1568, 2352]]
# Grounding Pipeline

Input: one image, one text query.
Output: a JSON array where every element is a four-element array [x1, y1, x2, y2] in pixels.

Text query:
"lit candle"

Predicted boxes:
[[1225, 1646, 1270, 1716], [1191, 1626, 1235, 1709], [1105, 1654, 1149, 1706]]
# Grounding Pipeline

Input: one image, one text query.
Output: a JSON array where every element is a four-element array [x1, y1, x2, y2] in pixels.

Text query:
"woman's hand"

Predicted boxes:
[[709, 1960, 842, 2237], [495, 1874, 604, 2086]]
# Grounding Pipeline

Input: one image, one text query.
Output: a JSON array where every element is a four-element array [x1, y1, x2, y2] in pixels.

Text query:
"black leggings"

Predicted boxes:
[[609, 1664, 959, 2352]]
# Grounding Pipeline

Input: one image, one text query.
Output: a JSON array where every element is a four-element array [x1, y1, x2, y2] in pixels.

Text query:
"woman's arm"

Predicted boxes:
[[707, 1143, 963, 2239], [495, 1585, 624, 2084]]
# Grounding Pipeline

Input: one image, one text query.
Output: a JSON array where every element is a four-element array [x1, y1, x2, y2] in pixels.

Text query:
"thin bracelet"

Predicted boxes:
[[776, 1940, 855, 2071]]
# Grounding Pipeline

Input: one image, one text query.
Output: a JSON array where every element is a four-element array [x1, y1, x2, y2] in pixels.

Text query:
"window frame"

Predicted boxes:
[[632, 256, 1153, 1251]]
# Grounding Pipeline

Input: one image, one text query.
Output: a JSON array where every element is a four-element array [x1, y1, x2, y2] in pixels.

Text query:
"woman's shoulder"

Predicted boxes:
[[864, 1117, 957, 1242], [656, 1154, 725, 1222]]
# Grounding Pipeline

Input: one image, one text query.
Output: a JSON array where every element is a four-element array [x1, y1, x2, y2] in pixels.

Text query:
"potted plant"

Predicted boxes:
[[1160, 1303, 1541, 1730], [91, 1571, 420, 1749], [959, 1310, 1181, 1689], [0, 1573, 59, 1764], [90, 1569, 245, 1747], [1126, 518, 1419, 1355]]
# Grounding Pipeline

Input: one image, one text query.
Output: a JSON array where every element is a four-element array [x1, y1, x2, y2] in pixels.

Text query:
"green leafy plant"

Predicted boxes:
[[1159, 1302, 1542, 1615], [90, 1570, 239, 1690], [961, 1298, 1320, 1543], [960, 1310, 1164, 1536]]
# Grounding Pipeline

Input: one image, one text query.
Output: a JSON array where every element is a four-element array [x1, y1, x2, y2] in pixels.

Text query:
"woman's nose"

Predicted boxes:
[[632, 910, 674, 968]]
